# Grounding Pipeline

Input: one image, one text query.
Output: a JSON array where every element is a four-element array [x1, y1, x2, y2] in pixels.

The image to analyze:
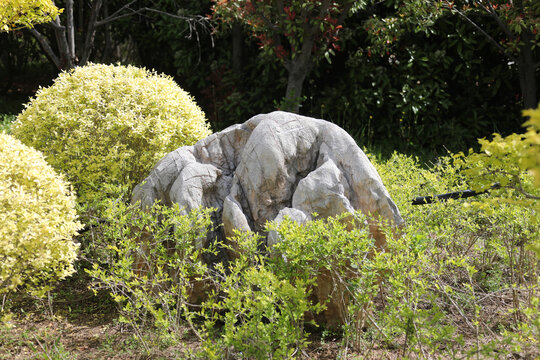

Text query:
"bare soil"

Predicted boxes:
[[1, 273, 538, 360]]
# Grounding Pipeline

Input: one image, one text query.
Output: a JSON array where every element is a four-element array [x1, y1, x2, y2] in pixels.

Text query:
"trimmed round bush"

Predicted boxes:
[[0, 133, 81, 296], [12, 63, 212, 204]]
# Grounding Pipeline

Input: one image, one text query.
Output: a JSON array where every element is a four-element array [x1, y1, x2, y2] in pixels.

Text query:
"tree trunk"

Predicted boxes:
[[514, 0, 538, 109], [52, 17, 74, 70], [517, 32, 538, 109], [284, 63, 309, 113], [66, 0, 76, 63], [283, 35, 315, 113], [102, 1, 113, 62], [80, 0, 103, 66], [0, 35, 14, 93], [30, 28, 61, 69], [232, 22, 243, 75], [29, 1, 204, 71]]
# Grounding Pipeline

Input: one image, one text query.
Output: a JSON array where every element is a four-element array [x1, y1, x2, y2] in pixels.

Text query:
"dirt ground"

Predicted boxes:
[[1, 275, 538, 360], [0, 315, 409, 360]]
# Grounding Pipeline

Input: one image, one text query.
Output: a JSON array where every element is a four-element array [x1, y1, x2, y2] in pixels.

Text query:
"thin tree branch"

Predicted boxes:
[[141, 8, 213, 35], [337, 2, 355, 25], [29, 28, 61, 69], [95, 8, 143, 27], [250, 1, 284, 61], [250, 1, 281, 34], [80, 0, 103, 65], [450, 7, 518, 62], [101, 0, 112, 62], [276, 0, 285, 20], [435, 276, 477, 330], [46, 19, 64, 31], [317, 0, 333, 19], [93, 5, 214, 52], [33, 335, 53, 359], [481, 0, 516, 40], [95, 0, 137, 26], [95, 6, 209, 28], [507, 185, 540, 200], [473, 0, 492, 15]]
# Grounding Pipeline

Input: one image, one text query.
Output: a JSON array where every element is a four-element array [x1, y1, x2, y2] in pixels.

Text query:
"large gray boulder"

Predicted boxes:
[[132, 111, 403, 245], [132, 111, 404, 324]]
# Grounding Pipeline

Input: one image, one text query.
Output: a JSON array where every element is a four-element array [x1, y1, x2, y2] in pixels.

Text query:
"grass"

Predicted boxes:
[[0, 270, 153, 360]]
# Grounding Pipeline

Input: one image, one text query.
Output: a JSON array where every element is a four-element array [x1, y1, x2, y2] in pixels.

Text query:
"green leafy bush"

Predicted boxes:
[[88, 204, 318, 358], [522, 106, 540, 187], [86, 202, 214, 351], [88, 135, 539, 358], [454, 106, 540, 208], [373, 151, 539, 357], [0, 133, 81, 297], [199, 230, 320, 359], [12, 63, 212, 204], [452, 105, 540, 259]]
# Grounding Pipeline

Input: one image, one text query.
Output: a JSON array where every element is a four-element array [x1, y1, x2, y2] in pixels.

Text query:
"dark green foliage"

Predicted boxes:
[[0, 0, 528, 156], [305, 14, 522, 153], [127, 2, 523, 155]]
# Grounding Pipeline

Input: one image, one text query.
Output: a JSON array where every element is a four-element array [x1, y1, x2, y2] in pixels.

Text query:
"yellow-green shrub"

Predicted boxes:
[[452, 106, 540, 215], [522, 105, 540, 187], [0, 0, 62, 31], [0, 133, 81, 296], [12, 63, 211, 204]]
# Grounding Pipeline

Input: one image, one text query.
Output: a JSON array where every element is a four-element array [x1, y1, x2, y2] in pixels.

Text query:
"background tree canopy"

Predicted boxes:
[[0, 0, 538, 155]]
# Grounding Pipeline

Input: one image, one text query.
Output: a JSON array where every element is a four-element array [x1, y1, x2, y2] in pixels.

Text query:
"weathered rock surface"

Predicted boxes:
[[133, 111, 403, 239], [132, 111, 404, 325]]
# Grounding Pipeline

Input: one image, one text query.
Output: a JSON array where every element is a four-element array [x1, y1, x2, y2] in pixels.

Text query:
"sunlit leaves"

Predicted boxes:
[[0, 133, 81, 297], [454, 105, 540, 211], [522, 106, 540, 186], [0, 0, 62, 32], [87, 203, 214, 348], [12, 63, 211, 205], [86, 149, 539, 356]]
